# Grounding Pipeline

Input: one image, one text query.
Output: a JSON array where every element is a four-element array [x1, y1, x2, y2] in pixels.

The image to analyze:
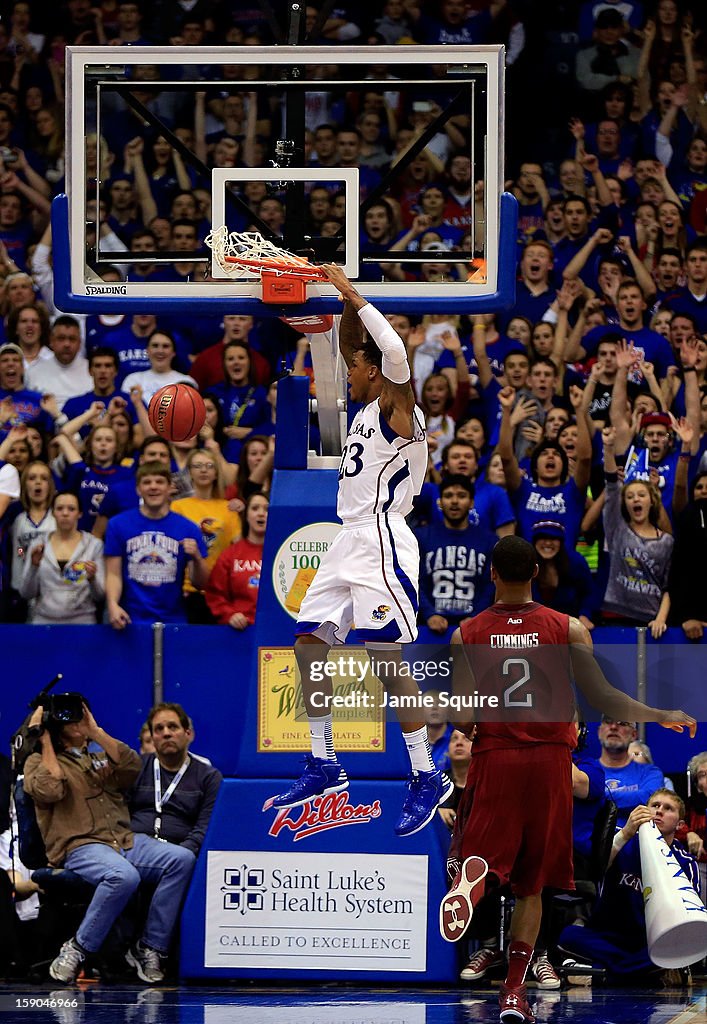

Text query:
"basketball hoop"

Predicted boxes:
[[206, 227, 328, 304], [206, 226, 334, 330]]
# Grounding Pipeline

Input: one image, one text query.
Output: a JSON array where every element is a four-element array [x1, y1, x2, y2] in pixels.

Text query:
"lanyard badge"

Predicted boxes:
[[153, 755, 190, 840]]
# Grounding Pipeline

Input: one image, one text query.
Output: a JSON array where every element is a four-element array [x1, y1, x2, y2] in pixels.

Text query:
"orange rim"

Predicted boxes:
[[223, 254, 328, 280]]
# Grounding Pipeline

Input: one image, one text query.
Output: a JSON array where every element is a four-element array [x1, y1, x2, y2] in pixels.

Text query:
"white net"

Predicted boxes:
[[205, 227, 319, 278]]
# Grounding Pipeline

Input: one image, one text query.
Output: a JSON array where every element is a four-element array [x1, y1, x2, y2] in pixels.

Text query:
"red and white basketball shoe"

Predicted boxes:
[[499, 983, 535, 1024], [439, 855, 488, 942]]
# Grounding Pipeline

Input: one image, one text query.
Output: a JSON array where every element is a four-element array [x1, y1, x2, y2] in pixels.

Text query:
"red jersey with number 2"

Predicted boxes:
[[459, 601, 576, 752]]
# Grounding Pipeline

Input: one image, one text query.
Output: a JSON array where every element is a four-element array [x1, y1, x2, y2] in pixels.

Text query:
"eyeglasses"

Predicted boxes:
[[696, 771, 707, 781], [191, 462, 216, 471], [601, 718, 633, 728]]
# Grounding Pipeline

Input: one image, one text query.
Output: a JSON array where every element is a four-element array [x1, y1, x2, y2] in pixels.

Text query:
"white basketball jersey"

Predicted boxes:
[[336, 399, 428, 520]]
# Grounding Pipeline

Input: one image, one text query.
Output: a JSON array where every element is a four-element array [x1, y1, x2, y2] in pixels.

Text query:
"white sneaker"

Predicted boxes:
[[49, 939, 85, 984], [125, 942, 164, 984], [531, 953, 561, 990]]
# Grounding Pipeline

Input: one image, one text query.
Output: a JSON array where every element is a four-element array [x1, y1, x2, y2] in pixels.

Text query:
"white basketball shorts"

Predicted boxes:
[[295, 513, 419, 645]]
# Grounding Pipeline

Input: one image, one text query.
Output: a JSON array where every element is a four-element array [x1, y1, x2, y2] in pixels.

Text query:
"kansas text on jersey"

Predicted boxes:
[[337, 398, 428, 520]]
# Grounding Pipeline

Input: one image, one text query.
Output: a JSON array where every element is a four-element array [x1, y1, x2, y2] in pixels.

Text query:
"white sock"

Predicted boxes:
[[309, 714, 336, 760], [403, 726, 436, 772]]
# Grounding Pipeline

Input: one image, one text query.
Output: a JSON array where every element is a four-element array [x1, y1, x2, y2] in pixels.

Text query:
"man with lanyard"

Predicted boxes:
[[129, 702, 222, 855]]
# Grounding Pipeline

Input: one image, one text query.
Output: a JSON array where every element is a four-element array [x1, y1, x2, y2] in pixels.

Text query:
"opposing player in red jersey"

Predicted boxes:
[[440, 536, 696, 1024]]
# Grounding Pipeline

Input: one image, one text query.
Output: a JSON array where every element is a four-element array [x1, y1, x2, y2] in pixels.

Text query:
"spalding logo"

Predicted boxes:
[[266, 791, 382, 841]]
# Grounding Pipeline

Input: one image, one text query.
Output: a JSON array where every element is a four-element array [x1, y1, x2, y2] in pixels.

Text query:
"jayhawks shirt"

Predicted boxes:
[[104, 508, 207, 623], [512, 476, 586, 547]]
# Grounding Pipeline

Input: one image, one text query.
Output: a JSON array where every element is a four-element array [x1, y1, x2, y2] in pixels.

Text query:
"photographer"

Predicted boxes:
[[23, 696, 196, 985]]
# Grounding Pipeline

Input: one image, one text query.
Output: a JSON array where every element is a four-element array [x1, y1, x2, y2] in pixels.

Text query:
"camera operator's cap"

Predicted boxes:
[[532, 520, 566, 541], [640, 412, 672, 431], [595, 8, 624, 28], [0, 342, 23, 359]]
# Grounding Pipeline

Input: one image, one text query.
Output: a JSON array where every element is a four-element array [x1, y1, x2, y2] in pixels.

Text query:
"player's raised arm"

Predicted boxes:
[[322, 264, 416, 433], [338, 290, 364, 369], [568, 616, 696, 733], [324, 263, 367, 368]]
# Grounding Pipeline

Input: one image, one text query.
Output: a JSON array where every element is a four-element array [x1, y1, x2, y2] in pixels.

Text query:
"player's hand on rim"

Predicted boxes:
[[322, 263, 357, 300]]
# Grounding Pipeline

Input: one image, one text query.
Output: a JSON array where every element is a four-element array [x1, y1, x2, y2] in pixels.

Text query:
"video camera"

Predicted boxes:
[[24, 677, 86, 736], [10, 676, 88, 871], [11, 676, 88, 775], [32, 693, 85, 729]]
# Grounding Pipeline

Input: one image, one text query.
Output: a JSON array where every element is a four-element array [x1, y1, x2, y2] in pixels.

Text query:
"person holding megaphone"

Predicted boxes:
[[559, 788, 702, 984]]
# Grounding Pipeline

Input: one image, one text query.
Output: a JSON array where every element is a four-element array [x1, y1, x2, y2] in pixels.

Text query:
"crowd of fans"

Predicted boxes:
[[0, 0, 704, 639]]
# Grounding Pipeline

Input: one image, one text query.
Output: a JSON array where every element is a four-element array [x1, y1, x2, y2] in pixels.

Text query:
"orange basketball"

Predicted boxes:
[[148, 384, 206, 442]]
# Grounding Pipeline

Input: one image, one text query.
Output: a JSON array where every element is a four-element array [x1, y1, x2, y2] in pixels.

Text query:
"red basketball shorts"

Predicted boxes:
[[460, 744, 574, 897]]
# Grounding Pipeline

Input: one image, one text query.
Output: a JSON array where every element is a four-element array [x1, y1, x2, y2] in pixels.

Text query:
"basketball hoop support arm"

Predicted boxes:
[[307, 318, 345, 457]]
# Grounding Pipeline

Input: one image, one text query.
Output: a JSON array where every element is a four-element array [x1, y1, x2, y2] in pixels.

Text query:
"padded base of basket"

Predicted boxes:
[[262, 271, 309, 303]]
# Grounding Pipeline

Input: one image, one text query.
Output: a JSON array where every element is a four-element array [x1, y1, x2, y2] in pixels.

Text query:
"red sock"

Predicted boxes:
[[505, 941, 533, 987]]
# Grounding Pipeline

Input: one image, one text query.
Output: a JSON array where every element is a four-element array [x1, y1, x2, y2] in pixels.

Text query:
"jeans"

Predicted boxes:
[[64, 834, 196, 954]]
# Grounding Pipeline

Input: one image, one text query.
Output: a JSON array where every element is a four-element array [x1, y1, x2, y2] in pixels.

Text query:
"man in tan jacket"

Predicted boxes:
[[24, 699, 195, 985]]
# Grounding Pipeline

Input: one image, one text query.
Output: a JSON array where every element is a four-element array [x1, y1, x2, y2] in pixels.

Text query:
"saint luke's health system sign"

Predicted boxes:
[[204, 850, 429, 971]]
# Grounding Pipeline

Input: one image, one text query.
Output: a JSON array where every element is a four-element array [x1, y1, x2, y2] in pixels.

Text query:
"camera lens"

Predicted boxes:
[[48, 694, 84, 724]]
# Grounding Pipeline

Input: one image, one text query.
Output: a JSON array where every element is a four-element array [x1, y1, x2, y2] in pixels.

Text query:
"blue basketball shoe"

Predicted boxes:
[[394, 769, 454, 837], [269, 754, 349, 810]]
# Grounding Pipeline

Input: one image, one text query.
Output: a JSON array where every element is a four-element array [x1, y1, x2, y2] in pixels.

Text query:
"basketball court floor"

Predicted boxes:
[[0, 981, 705, 1024]]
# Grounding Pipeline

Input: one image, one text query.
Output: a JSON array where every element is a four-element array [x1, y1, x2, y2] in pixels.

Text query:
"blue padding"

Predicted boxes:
[[52, 192, 518, 315], [575, 629, 639, 726], [590, 627, 640, 644], [159, 606, 412, 780], [274, 376, 309, 470], [270, 467, 338, 511], [0, 624, 154, 749], [180, 777, 456, 981], [161, 625, 254, 775], [645, 627, 706, 775], [415, 625, 456, 645]]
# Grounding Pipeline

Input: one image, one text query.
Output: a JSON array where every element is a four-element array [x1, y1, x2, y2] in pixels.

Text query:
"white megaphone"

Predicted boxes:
[[639, 820, 707, 968]]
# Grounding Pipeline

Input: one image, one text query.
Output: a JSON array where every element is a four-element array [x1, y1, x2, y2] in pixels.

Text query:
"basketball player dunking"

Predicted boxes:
[[266, 264, 453, 837], [440, 535, 696, 1024]]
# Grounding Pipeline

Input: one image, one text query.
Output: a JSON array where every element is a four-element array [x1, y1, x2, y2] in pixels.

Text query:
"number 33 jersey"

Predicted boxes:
[[459, 602, 577, 750], [337, 398, 428, 521]]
